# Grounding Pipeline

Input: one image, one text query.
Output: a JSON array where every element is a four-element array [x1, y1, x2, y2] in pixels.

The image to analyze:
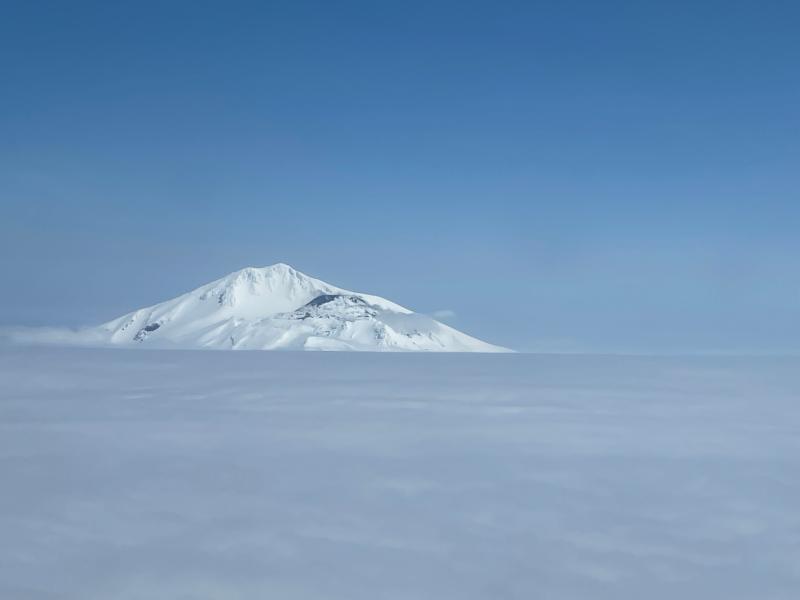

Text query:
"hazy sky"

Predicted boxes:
[[1, 1, 798, 352]]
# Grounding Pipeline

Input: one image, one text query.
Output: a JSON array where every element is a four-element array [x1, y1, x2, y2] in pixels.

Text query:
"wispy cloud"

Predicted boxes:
[[431, 309, 456, 320]]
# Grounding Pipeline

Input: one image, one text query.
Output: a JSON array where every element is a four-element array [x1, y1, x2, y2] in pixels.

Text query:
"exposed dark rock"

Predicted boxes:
[[305, 294, 367, 307]]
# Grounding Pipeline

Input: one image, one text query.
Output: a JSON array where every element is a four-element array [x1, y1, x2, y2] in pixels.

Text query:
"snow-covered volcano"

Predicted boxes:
[[91, 264, 509, 352]]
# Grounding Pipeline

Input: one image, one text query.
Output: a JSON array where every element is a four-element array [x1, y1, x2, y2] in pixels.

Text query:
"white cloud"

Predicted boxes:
[[431, 309, 456, 320]]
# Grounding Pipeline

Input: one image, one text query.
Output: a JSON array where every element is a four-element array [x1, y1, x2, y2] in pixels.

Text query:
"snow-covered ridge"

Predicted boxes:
[[88, 264, 510, 352]]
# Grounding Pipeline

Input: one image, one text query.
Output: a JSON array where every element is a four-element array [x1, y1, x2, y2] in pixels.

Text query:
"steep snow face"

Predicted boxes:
[[93, 264, 509, 352]]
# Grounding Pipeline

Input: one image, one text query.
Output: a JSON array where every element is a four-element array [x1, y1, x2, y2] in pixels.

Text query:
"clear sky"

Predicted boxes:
[[1, 1, 798, 353]]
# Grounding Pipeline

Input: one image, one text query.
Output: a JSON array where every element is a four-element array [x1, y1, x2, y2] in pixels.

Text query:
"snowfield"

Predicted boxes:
[[1, 347, 799, 599]]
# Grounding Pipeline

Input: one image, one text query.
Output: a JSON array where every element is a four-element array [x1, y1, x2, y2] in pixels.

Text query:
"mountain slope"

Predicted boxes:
[[93, 264, 510, 352]]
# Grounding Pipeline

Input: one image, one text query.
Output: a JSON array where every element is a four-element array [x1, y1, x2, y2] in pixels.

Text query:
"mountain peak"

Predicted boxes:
[[94, 265, 510, 352], [231, 263, 299, 280], [198, 264, 339, 316]]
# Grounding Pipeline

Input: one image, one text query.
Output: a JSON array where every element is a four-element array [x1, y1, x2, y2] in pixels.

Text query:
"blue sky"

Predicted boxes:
[[1, 1, 798, 352]]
